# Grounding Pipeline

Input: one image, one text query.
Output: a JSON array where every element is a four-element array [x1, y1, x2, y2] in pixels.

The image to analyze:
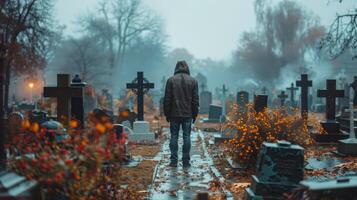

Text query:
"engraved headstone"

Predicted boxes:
[[203, 104, 223, 123], [199, 91, 212, 114], [245, 141, 304, 199], [70, 74, 87, 128]]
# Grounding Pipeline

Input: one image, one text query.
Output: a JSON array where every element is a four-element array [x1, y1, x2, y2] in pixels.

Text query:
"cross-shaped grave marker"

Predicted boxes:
[[261, 87, 268, 95], [317, 80, 344, 121], [200, 82, 207, 92], [220, 84, 229, 115], [296, 74, 312, 120], [278, 91, 288, 107], [44, 74, 83, 125], [126, 72, 154, 121], [338, 88, 357, 156], [287, 82, 298, 107]]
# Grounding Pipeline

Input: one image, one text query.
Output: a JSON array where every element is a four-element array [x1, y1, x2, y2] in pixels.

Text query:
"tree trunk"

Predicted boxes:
[[4, 63, 10, 116], [0, 35, 5, 169]]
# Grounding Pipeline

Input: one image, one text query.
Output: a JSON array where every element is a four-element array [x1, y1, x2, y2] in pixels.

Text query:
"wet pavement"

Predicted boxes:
[[149, 130, 231, 200]]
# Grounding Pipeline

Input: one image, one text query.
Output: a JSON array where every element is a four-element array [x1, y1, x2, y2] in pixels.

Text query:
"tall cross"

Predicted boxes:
[[126, 72, 154, 121], [286, 83, 298, 106], [317, 79, 344, 121], [44, 74, 83, 125], [278, 91, 288, 107], [220, 84, 229, 115], [296, 74, 312, 120]]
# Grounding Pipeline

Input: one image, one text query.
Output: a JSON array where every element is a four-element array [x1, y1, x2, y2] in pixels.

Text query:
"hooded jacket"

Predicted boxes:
[[164, 61, 199, 119]]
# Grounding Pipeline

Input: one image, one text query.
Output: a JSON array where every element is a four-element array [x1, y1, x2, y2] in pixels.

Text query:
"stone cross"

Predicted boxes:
[[286, 83, 298, 106], [317, 80, 344, 121], [44, 74, 83, 125], [220, 84, 229, 115], [296, 74, 312, 120], [126, 72, 154, 121], [278, 91, 288, 107]]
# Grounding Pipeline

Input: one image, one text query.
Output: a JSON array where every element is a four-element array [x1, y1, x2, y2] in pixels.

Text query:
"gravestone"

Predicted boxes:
[[70, 74, 86, 128], [29, 110, 48, 124], [0, 170, 42, 200], [199, 91, 212, 114], [126, 72, 155, 142], [237, 91, 249, 112], [203, 104, 223, 123], [245, 141, 304, 200], [350, 76, 357, 106], [287, 83, 298, 107], [43, 74, 83, 126], [315, 79, 348, 142], [338, 98, 357, 155], [278, 91, 288, 107], [254, 95, 268, 113], [296, 74, 312, 120], [300, 176, 357, 200]]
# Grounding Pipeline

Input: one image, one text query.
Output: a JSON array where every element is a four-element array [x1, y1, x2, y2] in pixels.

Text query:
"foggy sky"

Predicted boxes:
[[54, 0, 356, 60]]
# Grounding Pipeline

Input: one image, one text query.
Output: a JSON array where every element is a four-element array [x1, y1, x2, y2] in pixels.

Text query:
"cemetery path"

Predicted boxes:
[[149, 130, 231, 199]]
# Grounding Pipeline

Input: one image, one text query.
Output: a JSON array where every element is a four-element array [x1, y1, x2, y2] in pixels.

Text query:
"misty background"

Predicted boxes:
[[18, 0, 357, 100]]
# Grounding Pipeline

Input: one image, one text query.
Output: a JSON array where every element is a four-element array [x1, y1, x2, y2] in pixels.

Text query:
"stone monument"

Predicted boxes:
[[126, 72, 155, 141]]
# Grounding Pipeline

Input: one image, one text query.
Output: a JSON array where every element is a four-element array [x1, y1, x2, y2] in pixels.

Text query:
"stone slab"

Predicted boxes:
[[128, 132, 155, 141], [133, 121, 150, 133], [312, 133, 349, 143], [337, 138, 357, 156], [250, 175, 299, 197]]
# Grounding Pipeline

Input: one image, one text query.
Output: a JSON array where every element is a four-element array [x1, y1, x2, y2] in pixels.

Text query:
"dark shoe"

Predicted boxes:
[[183, 163, 191, 168], [169, 162, 177, 167]]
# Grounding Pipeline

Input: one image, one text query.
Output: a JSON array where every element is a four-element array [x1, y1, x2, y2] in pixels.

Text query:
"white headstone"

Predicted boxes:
[[128, 121, 155, 141]]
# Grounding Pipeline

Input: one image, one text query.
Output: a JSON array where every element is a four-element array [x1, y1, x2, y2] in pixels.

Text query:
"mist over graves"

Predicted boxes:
[[1, 0, 357, 199]]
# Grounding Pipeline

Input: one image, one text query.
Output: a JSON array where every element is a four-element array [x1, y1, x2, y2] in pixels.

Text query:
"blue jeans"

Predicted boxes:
[[169, 118, 192, 164]]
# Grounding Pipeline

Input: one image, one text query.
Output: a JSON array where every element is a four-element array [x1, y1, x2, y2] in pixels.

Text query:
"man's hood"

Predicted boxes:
[[174, 61, 190, 75]]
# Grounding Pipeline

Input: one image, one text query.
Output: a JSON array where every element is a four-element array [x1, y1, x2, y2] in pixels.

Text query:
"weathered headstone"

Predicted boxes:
[[199, 91, 212, 114], [245, 141, 304, 200], [300, 176, 357, 200], [126, 72, 155, 141], [254, 95, 268, 113], [43, 74, 83, 126], [278, 91, 288, 107], [70, 74, 86, 128], [296, 74, 312, 120], [203, 104, 223, 123], [287, 82, 298, 107], [315, 79, 348, 142]]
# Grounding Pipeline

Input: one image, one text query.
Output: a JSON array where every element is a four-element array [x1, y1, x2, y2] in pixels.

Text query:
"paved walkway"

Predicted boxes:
[[149, 130, 232, 200]]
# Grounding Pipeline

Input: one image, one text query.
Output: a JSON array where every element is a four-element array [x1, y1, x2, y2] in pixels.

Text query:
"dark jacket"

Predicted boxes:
[[164, 61, 199, 119]]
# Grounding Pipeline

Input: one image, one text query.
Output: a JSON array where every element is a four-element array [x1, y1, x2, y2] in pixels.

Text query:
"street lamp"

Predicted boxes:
[[28, 82, 34, 104]]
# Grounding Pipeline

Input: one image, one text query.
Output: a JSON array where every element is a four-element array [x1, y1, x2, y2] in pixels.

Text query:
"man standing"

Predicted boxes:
[[164, 61, 199, 168]]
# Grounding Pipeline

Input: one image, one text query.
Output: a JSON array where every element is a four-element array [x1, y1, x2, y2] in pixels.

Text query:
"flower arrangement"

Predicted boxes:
[[6, 113, 133, 199], [223, 104, 322, 167]]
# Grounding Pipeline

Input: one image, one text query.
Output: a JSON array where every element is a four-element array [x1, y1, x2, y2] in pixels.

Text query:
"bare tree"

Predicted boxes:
[[50, 37, 110, 88], [82, 0, 162, 72], [0, 0, 57, 111], [233, 0, 325, 84], [320, 1, 357, 59]]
